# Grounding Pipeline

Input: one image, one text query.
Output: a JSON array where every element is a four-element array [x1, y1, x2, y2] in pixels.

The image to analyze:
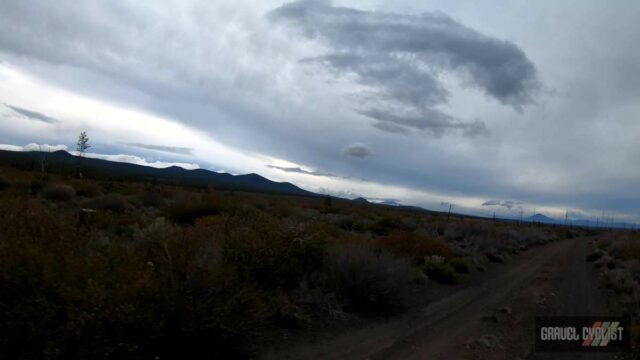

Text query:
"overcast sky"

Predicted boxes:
[[1, 0, 639, 222]]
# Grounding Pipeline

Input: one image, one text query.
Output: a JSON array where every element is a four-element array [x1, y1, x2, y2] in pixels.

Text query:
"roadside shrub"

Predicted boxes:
[[254, 201, 268, 211], [626, 259, 640, 282], [594, 255, 614, 269], [612, 241, 640, 261], [0, 200, 268, 359], [597, 239, 613, 250], [486, 251, 506, 263], [29, 179, 44, 194], [72, 180, 102, 197], [42, 184, 75, 202], [328, 214, 356, 230], [274, 284, 345, 327], [141, 190, 164, 207], [607, 259, 623, 270], [377, 232, 454, 264], [220, 215, 327, 290], [631, 325, 640, 352], [351, 217, 374, 232], [87, 194, 128, 213], [449, 257, 470, 274], [138, 220, 268, 358], [586, 249, 605, 262], [326, 245, 413, 314], [422, 261, 459, 284], [0, 175, 9, 191], [271, 200, 293, 218], [369, 214, 401, 235], [604, 269, 635, 294], [164, 201, 220, 224]]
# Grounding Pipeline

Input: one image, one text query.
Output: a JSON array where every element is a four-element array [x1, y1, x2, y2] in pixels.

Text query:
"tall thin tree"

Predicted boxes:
[[77, 132, 90, 156], [76, 131, 91, 178]]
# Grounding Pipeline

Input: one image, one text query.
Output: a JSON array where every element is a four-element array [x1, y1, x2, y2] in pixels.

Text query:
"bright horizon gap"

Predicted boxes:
[[1, 142, 635, 225]]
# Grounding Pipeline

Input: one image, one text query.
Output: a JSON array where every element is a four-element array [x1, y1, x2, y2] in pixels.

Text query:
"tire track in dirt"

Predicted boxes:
[[442, 236, 633, 360], [265, 237, 588, 360], [374, 237, 584, 360]]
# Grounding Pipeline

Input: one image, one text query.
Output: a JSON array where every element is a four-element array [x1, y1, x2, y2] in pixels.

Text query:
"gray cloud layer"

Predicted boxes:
[[270, 0, 539, 136], [266, 164, 336, 177], [344, 143, 372, 158], [2, 1, 640, 220], [119, 142, 193, 155], [482, 199, 522, 210], [4, 103, 61, 124]]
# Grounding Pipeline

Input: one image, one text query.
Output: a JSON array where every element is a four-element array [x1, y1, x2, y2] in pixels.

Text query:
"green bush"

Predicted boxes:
[[219, 215, 327, 290], [86, 194, 128, 213], [326, 245, 413, 314], [0, 176, 9, 191], [72, 180, 102, 197], [449, 257, 470, 274], [29, 179, 44, 194], [164, 201, 220, 224], [611, 241, 640, 261], [369, 214, 401, 235], [422, 261, 459, 284], [594, 255, 612, 269], [631, 325, 640, 352], [486, 252, 505, 263], [586, 249, 605, 262], [141, 190, 164, 207], [42, 184, 75, 202], [377, 232, 454, 264], [0, 201, 267, 359]]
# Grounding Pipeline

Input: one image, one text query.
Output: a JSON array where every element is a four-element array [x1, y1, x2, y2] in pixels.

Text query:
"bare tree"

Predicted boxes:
[[77, 131, 90, 157], [76, 131, 91, 178]]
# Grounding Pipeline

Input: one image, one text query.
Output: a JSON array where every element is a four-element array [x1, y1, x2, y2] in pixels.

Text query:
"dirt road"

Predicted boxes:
[[264, 236, 635, 359]]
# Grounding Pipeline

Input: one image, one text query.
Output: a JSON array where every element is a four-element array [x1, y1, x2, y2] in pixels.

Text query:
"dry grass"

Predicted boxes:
[[376, 232, 454, 263], [0, 166, 579, 358], [611, 236, 640, 261], [591, 233, 640, 326]]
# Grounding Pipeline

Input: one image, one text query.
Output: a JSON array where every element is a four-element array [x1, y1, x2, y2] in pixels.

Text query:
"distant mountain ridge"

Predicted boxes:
[[527, 213, 559, 224], [525, 213, 636, 229], [0, 149, 317, 197], [2, 150, 638, 229]]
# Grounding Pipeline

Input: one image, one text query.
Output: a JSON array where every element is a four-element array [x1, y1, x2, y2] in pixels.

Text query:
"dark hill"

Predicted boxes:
[[527, 213, 560, 224], [0, 149, 317, 197]]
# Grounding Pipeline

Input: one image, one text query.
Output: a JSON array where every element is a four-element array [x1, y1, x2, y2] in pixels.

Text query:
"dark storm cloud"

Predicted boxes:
[[3, 0, 639, 222], [266, 164, 336, 177], [4, 103, 61, 124], [302, 53, 449, 109], [269, 0, 539, 136], [344, 143, 372, 158], [119, 142, 193, 155], [361, 108, 487, 137], [371, 121, 410, 135], [482, 199, 522, 209]]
